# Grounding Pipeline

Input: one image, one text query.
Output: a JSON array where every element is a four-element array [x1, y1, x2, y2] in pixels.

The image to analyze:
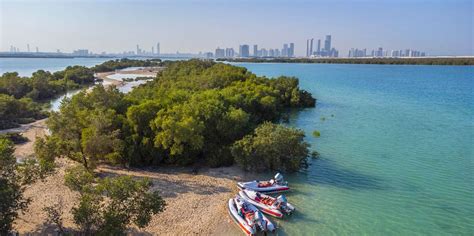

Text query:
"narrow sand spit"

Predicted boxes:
[[11, 66, 256, 235]]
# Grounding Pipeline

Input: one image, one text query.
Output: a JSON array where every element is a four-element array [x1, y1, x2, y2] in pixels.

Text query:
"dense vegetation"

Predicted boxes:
[[37, 59, 316, 170], [0, 139, 31, 234], [0, 94, 47, 129], [91, 58, 161, 72], [231, 122, 310, 172], [218, 57, 474, 65], [0, 67, 92, 129], [0, 59, 163, 130]]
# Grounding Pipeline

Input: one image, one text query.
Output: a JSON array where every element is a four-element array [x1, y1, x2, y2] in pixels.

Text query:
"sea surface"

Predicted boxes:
[[232, 63, 474, 235], [2, 58, 473, 235], [0, 57, 114, 76]]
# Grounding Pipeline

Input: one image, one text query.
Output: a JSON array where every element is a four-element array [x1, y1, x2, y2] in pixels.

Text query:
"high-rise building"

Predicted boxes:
[[324, 35, 331, 53], [282, 44, 289, 57], [275, 49, 280, 57], [73, 49, 89, 56], [289, 43, 295, 57], [156, 43, 160, 55], [317, 39, 321, 56], [35, 47, 39, 53], [253, 45, 258, 57], [306, 39, 309, 57], [215, 47, 225, 58], [225, 48, 235, 58], [239, 45, 250, 57], [136, 45, 140, 55], [27, 44, 30, 52], [377, 47, 383, 57], [306, 39, 314, 57], [269, 49, 275, 57]]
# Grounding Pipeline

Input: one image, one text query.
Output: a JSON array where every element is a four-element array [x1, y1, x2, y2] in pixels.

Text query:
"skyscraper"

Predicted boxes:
[[317, 39, 321, 56], [275, 49, 280, 57], [225, 48, 235, 58], [27, 44, 30, 52], [306, 39, 314, 57], [253, 45, 258, 57], [324, 35, 331, 53], [306, 39, 309, 57], [239, 45, 250, 57], [289, 43, 295, 57], [136, 45, 140, 55], [269, 49, 275, 57], [215, 47, 225, 58], [156, 43, 160, 55], [282, 44, 289, 57]]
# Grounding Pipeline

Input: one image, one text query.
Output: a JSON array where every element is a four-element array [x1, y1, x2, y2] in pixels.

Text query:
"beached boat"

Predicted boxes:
[[227, 195, 276, 235], [237, 173, 289, 193], [239, 189, 295, 218]]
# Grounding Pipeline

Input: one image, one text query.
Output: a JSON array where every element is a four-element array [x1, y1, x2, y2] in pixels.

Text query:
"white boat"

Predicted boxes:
[[227, 195, 276, 235], [237, 173, 289, 193], [239, 189, 295, 218]]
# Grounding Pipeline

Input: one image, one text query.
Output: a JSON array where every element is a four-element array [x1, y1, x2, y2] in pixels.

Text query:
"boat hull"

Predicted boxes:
[[239, 190, 295, 218], [237, 180, 290, 194], [227, 197, 276, 235]]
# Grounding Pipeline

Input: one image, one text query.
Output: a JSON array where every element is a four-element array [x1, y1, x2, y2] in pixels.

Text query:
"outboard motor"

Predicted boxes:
[[274, 195, 291, 213], [254, 211, 267, 231], [274, 172, 284, 184]]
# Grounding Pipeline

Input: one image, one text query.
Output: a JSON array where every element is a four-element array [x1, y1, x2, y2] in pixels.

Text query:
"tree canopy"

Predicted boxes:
[[231, 122, 310, 172], [0, 139, 30, 234], [38, 59, 316, 170]]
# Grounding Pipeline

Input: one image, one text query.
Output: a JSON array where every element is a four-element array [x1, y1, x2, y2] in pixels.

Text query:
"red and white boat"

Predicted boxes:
[[237, 173, 289, 193], [239, 189, 295, 218], [227, 195, 276, 235]]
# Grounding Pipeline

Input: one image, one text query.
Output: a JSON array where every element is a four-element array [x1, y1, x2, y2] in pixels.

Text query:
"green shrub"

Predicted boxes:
[[231, 122, 310, 172], [312, 130, 321, 137]]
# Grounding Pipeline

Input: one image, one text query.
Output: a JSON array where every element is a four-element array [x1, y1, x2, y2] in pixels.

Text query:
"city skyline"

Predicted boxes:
[[1, 0, 472, 56]]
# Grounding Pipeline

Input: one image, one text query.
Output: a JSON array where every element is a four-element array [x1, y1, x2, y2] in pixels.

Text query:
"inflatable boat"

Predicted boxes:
[[237, 173, 289, 193], [227, 196, 276, 235], [239, 189, 295, 218]]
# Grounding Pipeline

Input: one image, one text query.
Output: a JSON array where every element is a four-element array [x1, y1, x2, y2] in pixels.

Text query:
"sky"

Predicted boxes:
[[0, 0, 472, 56]]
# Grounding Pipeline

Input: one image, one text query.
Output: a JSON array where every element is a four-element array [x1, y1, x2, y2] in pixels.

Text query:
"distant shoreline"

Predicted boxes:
[[218, 57, 474, 66]]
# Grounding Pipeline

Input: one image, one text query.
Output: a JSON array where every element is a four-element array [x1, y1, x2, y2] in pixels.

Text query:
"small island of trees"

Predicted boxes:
[[1, 59, 317, 234]]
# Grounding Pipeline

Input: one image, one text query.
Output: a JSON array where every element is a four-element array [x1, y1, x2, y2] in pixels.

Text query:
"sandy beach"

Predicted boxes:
[[14, 158, 246, 235], [9, 67, 247, 235]]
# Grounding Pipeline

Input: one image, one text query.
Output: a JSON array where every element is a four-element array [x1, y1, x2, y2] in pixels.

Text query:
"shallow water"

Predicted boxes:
[[232, 63, 474, 235]]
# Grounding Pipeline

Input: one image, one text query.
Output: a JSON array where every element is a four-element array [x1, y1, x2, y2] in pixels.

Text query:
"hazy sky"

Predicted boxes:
[[1, 0, 472, 56]]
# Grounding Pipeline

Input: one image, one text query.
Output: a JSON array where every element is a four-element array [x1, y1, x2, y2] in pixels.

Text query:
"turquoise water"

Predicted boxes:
[[233, 63, 474, 235]]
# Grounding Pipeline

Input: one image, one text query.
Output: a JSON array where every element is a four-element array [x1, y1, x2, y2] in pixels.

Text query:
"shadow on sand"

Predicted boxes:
[[96, 165, 240, 198]]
